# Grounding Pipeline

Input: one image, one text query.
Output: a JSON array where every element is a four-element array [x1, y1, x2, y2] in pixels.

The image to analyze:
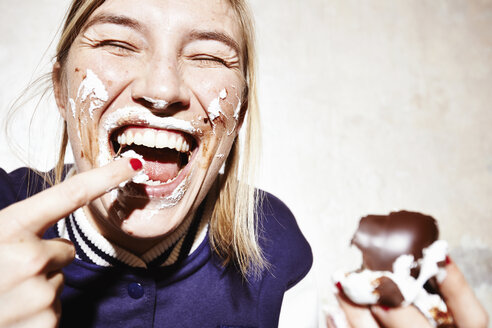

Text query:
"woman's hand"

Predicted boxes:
[[331, 260, 489, 328], [0, 158, 141, 328]]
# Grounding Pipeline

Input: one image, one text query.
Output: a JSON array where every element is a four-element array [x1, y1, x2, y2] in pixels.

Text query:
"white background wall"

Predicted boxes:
[[1, 0, 491, 321]]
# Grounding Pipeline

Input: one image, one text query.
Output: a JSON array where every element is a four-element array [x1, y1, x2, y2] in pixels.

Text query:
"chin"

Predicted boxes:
[[99, 178, 201, 239], [117, 207, 184, 239]]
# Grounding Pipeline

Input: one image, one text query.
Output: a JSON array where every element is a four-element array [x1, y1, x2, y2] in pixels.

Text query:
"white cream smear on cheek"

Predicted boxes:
[[230, 85, 242, 121], [69, 98, 77, 118], [207, 88, 228, 121], [207, 98, 223, 121], [77, 69, 109, 119], [233, 100, 241, 121], [68, 98, 82, 142]]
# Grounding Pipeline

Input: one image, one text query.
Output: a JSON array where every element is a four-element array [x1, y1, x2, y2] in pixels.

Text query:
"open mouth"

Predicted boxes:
[[110, 126, 197, 187]]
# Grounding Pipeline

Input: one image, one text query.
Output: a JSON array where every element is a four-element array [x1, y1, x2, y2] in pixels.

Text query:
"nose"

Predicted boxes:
[[131, 56, 190, 115]]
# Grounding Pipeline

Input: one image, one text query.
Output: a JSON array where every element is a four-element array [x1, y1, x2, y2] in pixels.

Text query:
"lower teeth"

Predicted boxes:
[[142, 168, 183, 186], [144, 180, 163, 186]]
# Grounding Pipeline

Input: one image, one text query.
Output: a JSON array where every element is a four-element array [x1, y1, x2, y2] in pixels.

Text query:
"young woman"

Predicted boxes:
[[0, 0, 487, 327], [0, 0, 313, 327]]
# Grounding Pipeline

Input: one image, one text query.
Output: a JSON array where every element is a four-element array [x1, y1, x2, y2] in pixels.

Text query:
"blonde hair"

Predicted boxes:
[[52, 0, 266, 277]]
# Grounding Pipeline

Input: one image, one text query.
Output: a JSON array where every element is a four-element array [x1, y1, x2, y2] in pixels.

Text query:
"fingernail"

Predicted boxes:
[[445, 255, 452, 265], [335, 281, 343, 293], [380, 305, 390, 311], [130, 158, 143, 171]]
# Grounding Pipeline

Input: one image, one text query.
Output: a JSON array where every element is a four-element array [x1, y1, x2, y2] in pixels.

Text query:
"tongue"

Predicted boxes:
[[129, 145, 181, 182]]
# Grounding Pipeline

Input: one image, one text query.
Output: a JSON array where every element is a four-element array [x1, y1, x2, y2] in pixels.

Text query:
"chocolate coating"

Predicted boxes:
[[351, 211, 439, 272]]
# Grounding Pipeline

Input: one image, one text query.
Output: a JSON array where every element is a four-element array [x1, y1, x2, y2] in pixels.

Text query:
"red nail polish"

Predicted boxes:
[[130, 158, 143, 171], [381, 305, 390, 311], [445, 255, 451, 265], [335, 282, 343, 293]]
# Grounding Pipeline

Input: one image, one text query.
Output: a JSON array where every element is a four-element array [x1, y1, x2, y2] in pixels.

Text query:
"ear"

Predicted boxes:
[[52, 62, 67, 120]]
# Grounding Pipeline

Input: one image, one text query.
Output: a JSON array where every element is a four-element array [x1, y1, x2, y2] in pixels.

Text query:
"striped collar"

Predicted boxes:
[[56, 204, 209, 269]]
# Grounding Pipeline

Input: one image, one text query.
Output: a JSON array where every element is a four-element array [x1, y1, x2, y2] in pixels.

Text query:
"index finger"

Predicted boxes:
[[0, 158, 142, 237], [334, 288, 380, 328], [439, 257, 489, 328]]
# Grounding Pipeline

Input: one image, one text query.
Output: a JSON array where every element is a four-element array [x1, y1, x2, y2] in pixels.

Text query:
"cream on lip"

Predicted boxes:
[[102, 106, 197, 134], [97, 106, 198, 206]]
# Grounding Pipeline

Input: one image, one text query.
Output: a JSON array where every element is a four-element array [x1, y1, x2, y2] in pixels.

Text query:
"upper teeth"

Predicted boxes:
[[117, 129, 190, 152]]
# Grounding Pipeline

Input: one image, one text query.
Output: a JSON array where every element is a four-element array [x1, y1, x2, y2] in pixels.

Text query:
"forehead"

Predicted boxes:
[[88, 0, 243, 44]]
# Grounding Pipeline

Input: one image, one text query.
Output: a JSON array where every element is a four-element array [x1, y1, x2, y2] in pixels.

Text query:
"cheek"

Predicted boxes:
[[191, 74, 244, 133], [65, 66, 117, 166]]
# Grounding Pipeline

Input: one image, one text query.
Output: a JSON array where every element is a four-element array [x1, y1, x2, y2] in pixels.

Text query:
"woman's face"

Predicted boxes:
[[55, 0, 245, 241]]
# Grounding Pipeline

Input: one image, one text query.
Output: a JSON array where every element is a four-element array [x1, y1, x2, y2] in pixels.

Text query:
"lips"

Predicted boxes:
[[109, 125, 198, 196]]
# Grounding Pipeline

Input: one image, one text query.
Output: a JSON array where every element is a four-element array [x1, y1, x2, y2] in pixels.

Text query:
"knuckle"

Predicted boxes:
[[62, 241, 76, 260], [40, 286, 57, 309], [38, 309, 59, 328], [56, 271, 65, 286], [63, 177, 89, 206], [20, 245, 49, 275], [108, 167, 123, 182], [32, 278, 57, 308], [51, 271, 65, 291], [47, 311, 59, 328]]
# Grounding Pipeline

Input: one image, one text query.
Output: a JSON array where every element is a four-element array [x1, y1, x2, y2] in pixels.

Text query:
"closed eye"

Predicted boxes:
[[190, 55, 231, 67], [96, 39, 137, 55]]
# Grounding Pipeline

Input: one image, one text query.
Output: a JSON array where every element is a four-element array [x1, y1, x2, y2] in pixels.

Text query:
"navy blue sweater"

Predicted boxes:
[[0, 167, 312, 328]]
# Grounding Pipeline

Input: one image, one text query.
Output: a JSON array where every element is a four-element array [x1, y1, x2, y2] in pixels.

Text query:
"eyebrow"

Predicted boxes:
[[82, 14, 241, 54], [82, 13, 144, 33], [189, 30, 241, 55]]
